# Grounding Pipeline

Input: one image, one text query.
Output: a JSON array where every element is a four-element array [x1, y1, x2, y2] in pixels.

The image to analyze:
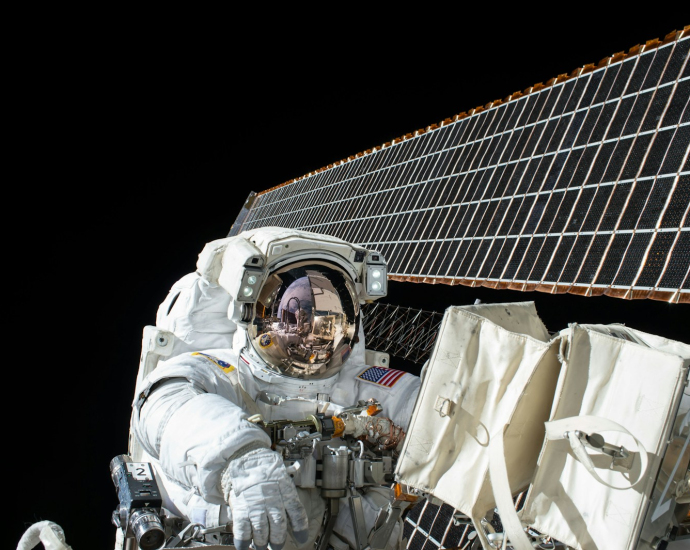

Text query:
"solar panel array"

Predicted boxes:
[[402, 494, 528, 550], [230, 29, 690, 304]]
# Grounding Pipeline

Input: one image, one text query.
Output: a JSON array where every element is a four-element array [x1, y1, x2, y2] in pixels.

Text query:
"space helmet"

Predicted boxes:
[[247, 260, 359, 379]]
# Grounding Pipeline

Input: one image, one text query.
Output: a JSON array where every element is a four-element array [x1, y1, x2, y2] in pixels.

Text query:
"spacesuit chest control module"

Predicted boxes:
[[114, 228, 421, 550]]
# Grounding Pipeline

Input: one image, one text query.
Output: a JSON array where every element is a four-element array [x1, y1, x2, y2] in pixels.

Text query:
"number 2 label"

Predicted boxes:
[[126, 462, 153, 481]]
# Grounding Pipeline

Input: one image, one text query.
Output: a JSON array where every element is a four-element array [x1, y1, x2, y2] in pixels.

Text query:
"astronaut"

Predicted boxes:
[[129, 227, 421, 550]]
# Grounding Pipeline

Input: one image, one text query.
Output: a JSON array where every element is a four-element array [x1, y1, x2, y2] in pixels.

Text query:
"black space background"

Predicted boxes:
[[11, 15, 688, 550]]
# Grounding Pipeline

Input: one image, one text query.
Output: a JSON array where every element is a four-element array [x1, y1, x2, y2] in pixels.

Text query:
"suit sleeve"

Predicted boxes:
[[132, 356, 271, 504]]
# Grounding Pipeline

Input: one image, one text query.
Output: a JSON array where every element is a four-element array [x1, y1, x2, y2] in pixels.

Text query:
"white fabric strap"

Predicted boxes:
[[488, 426, 534, 550], [545, 415, 649, 490], [488, 416, 650, 550]]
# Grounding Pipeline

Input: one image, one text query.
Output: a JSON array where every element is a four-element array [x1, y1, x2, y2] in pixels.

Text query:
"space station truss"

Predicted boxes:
[[361, 302, 444, 365], [230, 28, 690, 303]]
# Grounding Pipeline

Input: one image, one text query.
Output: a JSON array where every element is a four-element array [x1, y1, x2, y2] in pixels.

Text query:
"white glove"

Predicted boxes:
[[222, 447, 309, 550]]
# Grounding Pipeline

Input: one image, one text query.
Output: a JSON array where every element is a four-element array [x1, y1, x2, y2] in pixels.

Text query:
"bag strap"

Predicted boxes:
[[488, 416, 649, 549], [488, 426, 534, 550], [545, 415, 649, 490]]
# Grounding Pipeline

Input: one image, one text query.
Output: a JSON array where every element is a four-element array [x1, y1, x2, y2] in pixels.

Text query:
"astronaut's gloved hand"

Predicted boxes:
[[221, 446, 309, 550]]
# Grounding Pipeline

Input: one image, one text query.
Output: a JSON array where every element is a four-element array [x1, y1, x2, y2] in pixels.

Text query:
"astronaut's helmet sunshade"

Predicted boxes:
[[248, 261, 359, 379]]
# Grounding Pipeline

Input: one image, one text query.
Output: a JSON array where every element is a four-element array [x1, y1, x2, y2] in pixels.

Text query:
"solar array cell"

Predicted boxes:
[[231, 32, 690, 303]]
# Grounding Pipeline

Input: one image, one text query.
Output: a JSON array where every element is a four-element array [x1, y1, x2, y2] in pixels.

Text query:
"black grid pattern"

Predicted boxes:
[[231, 34, 690, 303], [403, 494, 528, 549], [404, 500, 472, 550]]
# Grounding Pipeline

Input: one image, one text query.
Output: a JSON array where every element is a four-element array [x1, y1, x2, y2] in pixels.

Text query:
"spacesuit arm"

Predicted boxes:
[[155, 271, 238, 353], [133, 365, 272, 505]]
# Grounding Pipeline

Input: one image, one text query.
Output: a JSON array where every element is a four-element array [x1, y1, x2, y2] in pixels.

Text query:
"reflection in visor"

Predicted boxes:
[[248, 264, 358, 379]]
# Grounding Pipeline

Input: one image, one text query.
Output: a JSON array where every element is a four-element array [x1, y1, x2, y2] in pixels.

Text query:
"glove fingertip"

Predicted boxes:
[[292, 529, 309, 545], [270, 543, 285, 550], [234, 539, 252, 550]]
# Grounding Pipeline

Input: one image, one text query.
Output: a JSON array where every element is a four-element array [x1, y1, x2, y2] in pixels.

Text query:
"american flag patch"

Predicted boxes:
[[357, 366, 405, 388]]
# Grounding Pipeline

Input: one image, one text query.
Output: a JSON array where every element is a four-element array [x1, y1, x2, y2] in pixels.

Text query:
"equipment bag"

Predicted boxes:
[[395, 302, 562, 544], [489, 323, 690, 550]]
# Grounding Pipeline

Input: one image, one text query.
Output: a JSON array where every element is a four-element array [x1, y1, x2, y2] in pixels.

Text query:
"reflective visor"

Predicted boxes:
[[247, 262, 358, 379]]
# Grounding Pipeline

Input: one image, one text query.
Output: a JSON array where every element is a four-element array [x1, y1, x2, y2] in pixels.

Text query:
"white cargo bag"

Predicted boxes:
[[395, 302, 562, 542], [490, 323, 690, 550]]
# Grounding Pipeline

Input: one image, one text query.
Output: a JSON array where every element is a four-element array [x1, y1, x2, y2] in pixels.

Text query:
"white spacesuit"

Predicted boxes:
[[129, 228, 421, 550]]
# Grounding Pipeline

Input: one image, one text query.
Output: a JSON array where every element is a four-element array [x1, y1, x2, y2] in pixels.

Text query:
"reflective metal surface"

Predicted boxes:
[[248, 261, 359, 378]]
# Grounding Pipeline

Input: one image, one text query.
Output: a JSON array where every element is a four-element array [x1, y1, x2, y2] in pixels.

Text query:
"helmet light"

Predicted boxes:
[[237, 267, 264, 303], [366, 264, 387, 296]]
